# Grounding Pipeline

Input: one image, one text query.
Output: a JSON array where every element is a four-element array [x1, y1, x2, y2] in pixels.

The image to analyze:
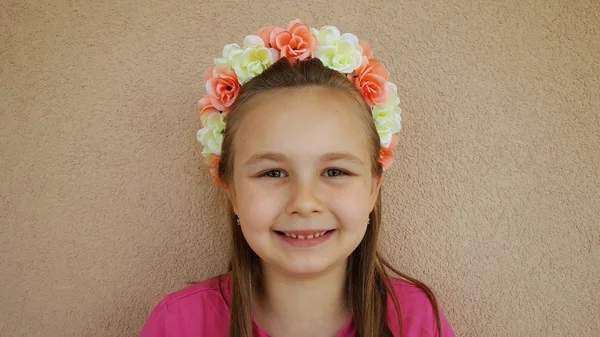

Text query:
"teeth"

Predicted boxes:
[[281, 231, 329, 239]]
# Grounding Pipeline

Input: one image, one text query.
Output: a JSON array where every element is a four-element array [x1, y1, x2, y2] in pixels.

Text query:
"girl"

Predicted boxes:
[[140, 20, 455, 337]]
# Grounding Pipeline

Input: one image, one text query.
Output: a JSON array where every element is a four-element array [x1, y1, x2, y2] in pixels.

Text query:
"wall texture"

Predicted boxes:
[[1, 0, 598, 336]]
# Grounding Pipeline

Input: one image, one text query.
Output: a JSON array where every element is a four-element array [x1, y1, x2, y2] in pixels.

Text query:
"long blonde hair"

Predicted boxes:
[[216, 58, 442, 337]]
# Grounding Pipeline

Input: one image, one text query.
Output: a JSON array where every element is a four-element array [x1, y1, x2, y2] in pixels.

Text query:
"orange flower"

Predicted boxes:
[[378, 135, 397, 171], [256, 26, 285, 48], [378, 147, 393, 170], [205, 66, 240, 112], [359, 40, 372, 59], [353, 59, 389, 107], [272, 20, 315, 61], [207, 155, 222, 186], [359, 40, 372, 65], [197, 96, 219, 125]]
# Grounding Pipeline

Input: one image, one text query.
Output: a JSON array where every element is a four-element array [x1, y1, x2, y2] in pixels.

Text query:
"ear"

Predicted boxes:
[[369, 173, 383, 210], [223, 182, 239, 214]]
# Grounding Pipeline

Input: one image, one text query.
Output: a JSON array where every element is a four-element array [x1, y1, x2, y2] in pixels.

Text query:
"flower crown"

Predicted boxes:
[[196, 20, 402, 186]]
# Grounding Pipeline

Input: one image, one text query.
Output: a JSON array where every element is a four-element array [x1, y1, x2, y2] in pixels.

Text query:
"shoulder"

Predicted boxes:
[[162, 273, 232, 309], [387, 278, 437, 324], [139, 274, 232, 337], [386, 278, 456, 337], [388, 278, 433, 308]]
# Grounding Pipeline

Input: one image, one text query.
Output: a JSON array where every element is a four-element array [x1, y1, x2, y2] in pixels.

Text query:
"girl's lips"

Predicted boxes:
[[274, 229, 335, 249]]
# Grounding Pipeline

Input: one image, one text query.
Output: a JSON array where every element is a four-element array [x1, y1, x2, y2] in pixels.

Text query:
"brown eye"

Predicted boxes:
[[263, 170, 287, 178], [324, 168, 345, 177]]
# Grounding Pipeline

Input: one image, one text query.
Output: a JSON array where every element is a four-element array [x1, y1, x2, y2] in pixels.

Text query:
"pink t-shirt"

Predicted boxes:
[[140, 273, 455, 337]]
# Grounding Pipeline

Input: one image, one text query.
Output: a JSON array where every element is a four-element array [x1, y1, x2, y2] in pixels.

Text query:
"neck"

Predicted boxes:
[[253, 262, 350, 337]]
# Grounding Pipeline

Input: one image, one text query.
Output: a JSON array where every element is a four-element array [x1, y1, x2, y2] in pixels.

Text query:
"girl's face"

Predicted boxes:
[[228, 87, 382, 277]]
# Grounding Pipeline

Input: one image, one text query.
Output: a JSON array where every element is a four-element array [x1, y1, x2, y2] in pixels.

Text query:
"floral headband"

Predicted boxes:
[[196, 20, 402, 186]]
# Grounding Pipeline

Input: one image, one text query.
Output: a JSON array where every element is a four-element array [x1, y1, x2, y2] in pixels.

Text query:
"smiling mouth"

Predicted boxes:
[[274, 230, 335, 240]]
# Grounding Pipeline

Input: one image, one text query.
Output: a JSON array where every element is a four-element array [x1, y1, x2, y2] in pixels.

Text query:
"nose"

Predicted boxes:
[[285, 176, 324, 217]]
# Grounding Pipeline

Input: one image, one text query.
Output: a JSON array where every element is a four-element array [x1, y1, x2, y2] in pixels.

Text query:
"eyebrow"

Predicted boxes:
[[243, 151, 365, 166]]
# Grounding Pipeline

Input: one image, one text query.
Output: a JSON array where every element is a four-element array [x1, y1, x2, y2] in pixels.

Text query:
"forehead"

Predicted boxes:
[[234, 87, 371, 162]]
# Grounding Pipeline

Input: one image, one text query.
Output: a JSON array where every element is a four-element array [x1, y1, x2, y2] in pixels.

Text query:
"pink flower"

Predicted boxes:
[[197, 96, 219, 125], [271, 20, 315, 61], [256, 26, 285, 49], [353, 59, 389, 107], [205, 66, 241, 112], [378, 135, 398, 171]]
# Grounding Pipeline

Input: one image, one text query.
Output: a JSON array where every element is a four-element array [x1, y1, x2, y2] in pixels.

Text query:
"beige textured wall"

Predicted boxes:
[[1, 0, 598, 336]]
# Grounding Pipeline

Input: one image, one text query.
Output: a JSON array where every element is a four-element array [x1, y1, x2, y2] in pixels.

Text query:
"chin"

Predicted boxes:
[[271, 255, 348, 278], [247, 231, 361, 278]]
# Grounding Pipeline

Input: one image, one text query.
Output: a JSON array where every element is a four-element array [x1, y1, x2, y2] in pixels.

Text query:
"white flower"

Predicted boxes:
[[384, 82, 401, 106], [216, 35, 278, 84], [214, 43, 242, 68], [196, 111, 226, 157], [311, 25, 342, 46], [372, 82, 402, 147], [311, 26, 363, 73]]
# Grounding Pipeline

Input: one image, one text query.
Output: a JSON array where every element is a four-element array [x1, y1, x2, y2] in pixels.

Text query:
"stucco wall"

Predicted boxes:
[[1, 0, 598, 336]]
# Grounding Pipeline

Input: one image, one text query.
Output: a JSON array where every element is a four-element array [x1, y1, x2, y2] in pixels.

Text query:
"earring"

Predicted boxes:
[[235, 214, 240, 226], [367, 218, 371, 225]]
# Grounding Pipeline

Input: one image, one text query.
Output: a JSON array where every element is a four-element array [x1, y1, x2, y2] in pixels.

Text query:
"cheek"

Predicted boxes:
[[233, 175, 375, 231], [235, 183, 281, 230], [329, 182, 374, 230]]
